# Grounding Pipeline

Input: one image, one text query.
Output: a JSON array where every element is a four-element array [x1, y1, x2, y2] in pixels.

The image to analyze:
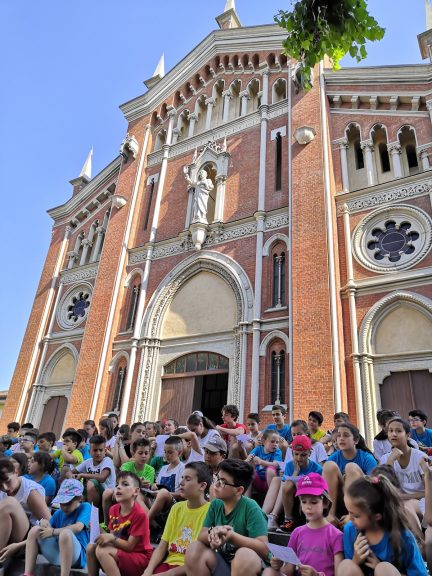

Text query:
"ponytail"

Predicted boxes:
[[337, 422, 377, 460], [346, 474, 410, 564]]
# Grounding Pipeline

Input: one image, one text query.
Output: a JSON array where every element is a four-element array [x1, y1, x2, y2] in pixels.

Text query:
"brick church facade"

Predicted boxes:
[[3, 3, 432, 442]]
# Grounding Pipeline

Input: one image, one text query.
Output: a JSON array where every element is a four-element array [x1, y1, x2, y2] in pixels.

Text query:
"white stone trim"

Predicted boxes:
[[358, 291, 432, 442], [330, 109, 428, 119], [146, 173, 159, 185], [262, 233, 289, 256], [259, 330, 289, 356], [337, 177, 432, 215], [108, 351, 130, 373], [124, 268, 144, 287], [351, 204, 432, 273], [61, 264, 98, 285], [270, 126, 287, 140]]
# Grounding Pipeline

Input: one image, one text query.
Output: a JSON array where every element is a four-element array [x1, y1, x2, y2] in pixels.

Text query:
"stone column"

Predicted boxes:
[[240, 90, 250, 116], [360, 140, 376, 186], [67, 251, 77, 269], [420, 149, 430, 171], [79, 238, 92, 266], [338, 138, 350, 192], [213, 175, 227, 222], [205, 97, 215, 130], [222, 91, 231, 122], [188, 113, 197, 138], [171, 127, 180, 145], [90, 226, 105, 263], [387, 142, 403, 178]]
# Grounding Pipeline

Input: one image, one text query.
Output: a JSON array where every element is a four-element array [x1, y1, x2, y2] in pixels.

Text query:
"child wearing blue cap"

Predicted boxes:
[[24, 478, 91, 576]]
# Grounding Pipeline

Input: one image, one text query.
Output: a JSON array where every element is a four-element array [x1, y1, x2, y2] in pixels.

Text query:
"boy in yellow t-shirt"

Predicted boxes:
[[308, 410, 327, 442], [143, 462, 212, 575], [53, 430, 84, 479]]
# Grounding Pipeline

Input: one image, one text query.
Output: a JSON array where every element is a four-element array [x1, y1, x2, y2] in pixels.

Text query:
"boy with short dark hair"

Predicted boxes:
[[17, 428, 38, 457], [37, 432, 56, 453], [264, 405, 292, 455], [308, 410, 326, 442], [73, 434, 115, 507], [144, 462, 212, 575], [6, 421, 20, 443], [409, 409, 432, 449], [53, 430, 84, 475], [0, 435, 12, 456], [215, 405, 247, 455], [185, 459, 269, 576], [121, 437, 155, 484]]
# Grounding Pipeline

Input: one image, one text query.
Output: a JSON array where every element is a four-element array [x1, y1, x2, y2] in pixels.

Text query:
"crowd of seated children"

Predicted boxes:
[[0, 402, 431, 575]]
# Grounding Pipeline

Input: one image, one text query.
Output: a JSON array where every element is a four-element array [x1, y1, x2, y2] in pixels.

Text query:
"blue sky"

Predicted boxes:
[[0, 0, 426, 391]]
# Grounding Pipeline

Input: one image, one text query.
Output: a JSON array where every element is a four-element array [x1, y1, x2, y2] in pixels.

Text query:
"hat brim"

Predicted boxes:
[[295, 487, 331, 499], [204, 445, 225, 453], [51, 493, 79, 505]]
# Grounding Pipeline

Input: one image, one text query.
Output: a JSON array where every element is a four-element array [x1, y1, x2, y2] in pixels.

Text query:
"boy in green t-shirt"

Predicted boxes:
[[184, 459, 269, 576], [121, 438, 155, 485], [52, 430, 83, 479], [143, 461, 212, 575]]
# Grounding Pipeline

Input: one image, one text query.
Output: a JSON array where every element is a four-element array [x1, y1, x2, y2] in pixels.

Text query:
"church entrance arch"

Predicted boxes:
[[160, 352, 229, 424]]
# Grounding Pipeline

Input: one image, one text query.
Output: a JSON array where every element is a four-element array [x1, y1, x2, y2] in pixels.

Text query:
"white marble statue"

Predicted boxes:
[[185, 168, 214, 224]]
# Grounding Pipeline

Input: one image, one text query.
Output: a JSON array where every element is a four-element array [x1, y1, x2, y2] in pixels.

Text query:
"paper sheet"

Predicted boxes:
[[236, 434, 251, 444], [267, 543, 301, 565], [90, 504, 101, 543]]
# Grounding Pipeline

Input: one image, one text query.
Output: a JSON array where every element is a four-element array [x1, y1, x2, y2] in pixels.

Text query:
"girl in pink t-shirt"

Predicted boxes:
[[263, 473, 344, 576]]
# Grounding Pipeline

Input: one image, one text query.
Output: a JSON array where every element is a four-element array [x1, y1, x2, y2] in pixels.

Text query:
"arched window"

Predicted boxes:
[[126, 283, 140, 331], [112, 366, 126, 412], [398, 126, 419, 176], [271, 350, 285, 405], [379, 143, 390, 173], [273, 252, 286, 307]]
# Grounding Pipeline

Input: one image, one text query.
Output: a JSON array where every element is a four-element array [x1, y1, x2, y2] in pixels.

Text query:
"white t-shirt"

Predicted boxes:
[[76, 456, 116, 489], [379, 448, 425, 494], [284, 441, 328, 466], [199, 429, 221, 450], [156, 462, 185, 493], [374, 438, 419, 461], [0, 477, 45, 526], [105, 436, 117, 449], [183, 448, 204, 464]]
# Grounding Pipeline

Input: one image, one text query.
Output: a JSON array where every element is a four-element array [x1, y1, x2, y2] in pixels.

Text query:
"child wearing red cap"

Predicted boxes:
[[263, 473, 343, 576], [269, 435, 323, 533]]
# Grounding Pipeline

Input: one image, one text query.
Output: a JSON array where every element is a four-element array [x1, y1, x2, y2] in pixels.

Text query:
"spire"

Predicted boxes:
[[69, 148, 93, 196], [79, 147, 93, 180], [216, 0, 241, 29], [144, 53, 165, 89]]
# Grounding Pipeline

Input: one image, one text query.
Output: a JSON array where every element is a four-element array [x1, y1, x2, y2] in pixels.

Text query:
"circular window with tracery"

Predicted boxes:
[[352, 205, 432, 273], [57, 284, 92, 329]]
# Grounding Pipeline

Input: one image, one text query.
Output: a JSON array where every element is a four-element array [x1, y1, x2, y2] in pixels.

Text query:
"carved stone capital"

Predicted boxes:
[[120, 133, 139, 159], [419, 149, 430, 159], [188, 113, 198, 121], [360, 140, 374, 152], [205, 97, 215, 106], [222, 90, 232, 99], [387, 142, 402, 155], [426, 100, 432, 111], [261, 67, 270, 77], [336, 138, 349, 150], [240, 90, 250, 99], [81, 238, 92, 247]]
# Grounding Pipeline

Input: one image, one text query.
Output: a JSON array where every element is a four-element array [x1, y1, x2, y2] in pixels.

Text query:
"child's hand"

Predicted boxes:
[[389, 447, 403, 461], [95, 533, 115, 546], [364, 550, 379, 570], [353, 533, 370, 565], [39, 526, 54, 540], [270, 557, 284, 570], [39, 518, 50, 529], [298, 565, 319, 576]]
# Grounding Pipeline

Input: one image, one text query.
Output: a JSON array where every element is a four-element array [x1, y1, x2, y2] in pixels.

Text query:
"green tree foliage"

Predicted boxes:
[[275, 0, 385, 89]]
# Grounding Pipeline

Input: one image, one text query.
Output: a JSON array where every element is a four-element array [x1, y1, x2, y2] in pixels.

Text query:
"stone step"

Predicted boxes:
[[268, 529, 290, 547]]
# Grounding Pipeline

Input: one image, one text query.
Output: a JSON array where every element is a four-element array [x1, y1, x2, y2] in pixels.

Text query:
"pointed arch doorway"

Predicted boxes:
[[159, 352, 229, 425]]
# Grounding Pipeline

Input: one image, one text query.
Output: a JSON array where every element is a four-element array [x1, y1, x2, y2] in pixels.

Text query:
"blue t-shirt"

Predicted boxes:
[[25, 473, 57, 497], [328, 449, 376, 475], [50, 502, 91, 568], [264, 423, 292, 442], [250, 445, 283, 479], [411, 427, 432, 448], [282, 459, 322, 481], [343, 522, 427, 576], [80, 444, 91, 460]]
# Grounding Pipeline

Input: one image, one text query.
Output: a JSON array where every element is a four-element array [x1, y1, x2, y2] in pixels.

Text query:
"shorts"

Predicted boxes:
[[252, 473, 268, 493], [211, 550, 269, 575], [88, 478, 104, 497], [39, 532, 84, 569], [117, 548, 152, 576], [154, 562, 181, 573]]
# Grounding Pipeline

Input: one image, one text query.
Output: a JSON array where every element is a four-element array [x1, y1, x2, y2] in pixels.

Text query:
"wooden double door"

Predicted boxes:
[[380, 370, 432, 418], [39, 396, 68, 438], [159, 372, 228, 425]]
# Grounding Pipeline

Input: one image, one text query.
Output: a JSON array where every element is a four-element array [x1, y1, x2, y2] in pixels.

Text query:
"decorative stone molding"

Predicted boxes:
[[129, 250, 148, 265], [39, 343, 79, 385], [120, 133, 139, 160], [265, 213, 289, 230], [56, 282, 93, 330], [352, 204, 432, 273], [61, 265, 98, 285], [259, 330, 289, 356], [337, 179, 432, 215]]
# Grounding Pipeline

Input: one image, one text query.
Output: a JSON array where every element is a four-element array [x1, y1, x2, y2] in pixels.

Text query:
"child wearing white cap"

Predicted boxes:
[[24, 478, 91, 576]]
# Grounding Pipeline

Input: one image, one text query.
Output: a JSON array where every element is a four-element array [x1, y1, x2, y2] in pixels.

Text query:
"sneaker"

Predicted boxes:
[[277, 519, 296, 533], [267, 515, 279, 531]]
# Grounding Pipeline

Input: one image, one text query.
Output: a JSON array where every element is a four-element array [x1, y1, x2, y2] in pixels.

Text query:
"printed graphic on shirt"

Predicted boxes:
[[169, 524, 194, 555]]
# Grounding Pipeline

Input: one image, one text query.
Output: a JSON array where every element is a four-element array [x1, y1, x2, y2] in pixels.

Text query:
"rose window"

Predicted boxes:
[[367, 221, 419, 263], [67, 292, 90, 323]]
